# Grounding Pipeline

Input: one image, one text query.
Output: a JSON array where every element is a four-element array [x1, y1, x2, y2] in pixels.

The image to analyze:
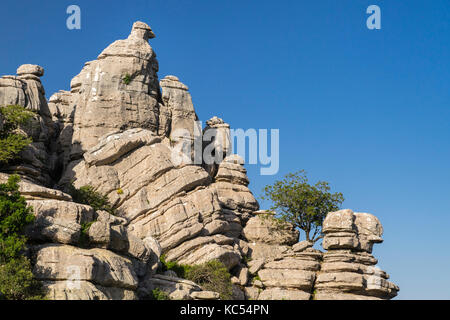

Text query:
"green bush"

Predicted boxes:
[[160, 254, 191, 278], [150, 288, 171, 300], [185, 260, 232, 300], [68, 184, 116, 215], [0, 105, 34, 164], [0, 175, 45, 300]]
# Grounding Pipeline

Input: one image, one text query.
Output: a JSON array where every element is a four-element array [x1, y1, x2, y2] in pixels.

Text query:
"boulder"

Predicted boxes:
[[242, 214, 299, 245]]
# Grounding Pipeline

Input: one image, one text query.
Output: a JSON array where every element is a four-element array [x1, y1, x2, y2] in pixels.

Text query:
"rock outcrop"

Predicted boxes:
[[314, 209, 399, 300], [0, 21, 399, 300]]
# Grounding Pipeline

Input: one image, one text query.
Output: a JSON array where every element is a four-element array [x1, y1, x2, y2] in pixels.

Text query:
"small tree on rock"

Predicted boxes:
[[261, 170, 344, 243]]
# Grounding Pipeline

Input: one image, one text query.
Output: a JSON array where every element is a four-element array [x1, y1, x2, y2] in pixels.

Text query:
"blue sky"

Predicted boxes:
[[1, 1, 449, 299]]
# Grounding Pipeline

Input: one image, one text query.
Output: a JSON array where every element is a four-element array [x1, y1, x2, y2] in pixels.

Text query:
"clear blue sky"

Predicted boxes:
[[1, 0, 449, 299]]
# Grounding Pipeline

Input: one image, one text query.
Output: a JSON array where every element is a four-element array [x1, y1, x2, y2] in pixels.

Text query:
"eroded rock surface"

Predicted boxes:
[[0, 21, 398, 300]]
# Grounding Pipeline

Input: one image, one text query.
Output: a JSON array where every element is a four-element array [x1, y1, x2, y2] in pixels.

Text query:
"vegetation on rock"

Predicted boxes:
[[0, 175, 44, 300], [185, 260, 233, 300], [261, 170, 344, 243], [122, 74, 131, 85], [0, 105, 34, 165], [68, 184, 116, 215], [160, 254, 191, 278]]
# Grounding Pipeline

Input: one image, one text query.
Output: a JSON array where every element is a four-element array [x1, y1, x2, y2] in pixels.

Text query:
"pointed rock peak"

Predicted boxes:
[[128, 21, 155, 41], [16, 64, 44, 77], [164, 75, 179, 81]]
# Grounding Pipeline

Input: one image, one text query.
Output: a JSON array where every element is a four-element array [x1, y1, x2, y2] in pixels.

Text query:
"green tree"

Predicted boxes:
[[0, 105, 34, 164], [261, 170, 344, 243], [0, 175, 45, 300]]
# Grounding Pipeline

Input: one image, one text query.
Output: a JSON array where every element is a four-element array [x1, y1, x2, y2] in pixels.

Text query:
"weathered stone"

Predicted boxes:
[[16, 64, 44, 77], [140, 274, 202, 300], [26, 199, 94, 245], [315, 210, 399, 300], [42, 281, 137, 300], [243, 215, 299, 245], [258, 269, 316, 290], [248, 259, 265, 275]]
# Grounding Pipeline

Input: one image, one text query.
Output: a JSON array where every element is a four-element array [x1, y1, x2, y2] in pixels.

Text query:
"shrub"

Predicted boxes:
[[0, 105, 34, 164], [185, 260, 232, 300], [150, 288, 171, 300], [0, 175, 45, 300], [68, 184, 116, 215], [122, 74, 131, 85], [0, 257, 44, 300], [160, 254, 191, 278]]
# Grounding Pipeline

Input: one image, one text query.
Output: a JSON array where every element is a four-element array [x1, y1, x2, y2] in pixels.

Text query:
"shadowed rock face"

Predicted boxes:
[[0, 64, 56, 185], [315, 209, 399, 300], [0, 21, 398, 300]]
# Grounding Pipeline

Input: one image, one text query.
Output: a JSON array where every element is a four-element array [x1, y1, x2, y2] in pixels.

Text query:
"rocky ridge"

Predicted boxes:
[[0, 21, 399, 300]]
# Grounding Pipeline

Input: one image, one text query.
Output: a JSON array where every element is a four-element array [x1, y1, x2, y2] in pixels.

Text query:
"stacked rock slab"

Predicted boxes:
[[0, 172, 158, 300], [0, 21, 399, 300], [314, 209, 399, 300]]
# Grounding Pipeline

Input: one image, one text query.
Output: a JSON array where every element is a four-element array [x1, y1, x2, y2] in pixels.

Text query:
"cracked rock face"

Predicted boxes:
[[0, 21, 398, 300]]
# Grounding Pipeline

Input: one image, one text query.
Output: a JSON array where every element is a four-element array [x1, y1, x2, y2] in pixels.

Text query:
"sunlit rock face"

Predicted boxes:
[[315, 209, 399, 300], [0, 21, 398, 300], [68, 21, 161, 160]]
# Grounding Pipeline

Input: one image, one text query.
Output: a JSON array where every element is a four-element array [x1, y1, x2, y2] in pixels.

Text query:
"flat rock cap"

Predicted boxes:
[[16, 64, 44, 77], [130, 21, 155, 40]]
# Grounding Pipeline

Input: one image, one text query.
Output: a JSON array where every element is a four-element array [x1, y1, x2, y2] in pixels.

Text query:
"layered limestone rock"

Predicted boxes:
[[241, 214, 320, 300], [139, 274, 220, 300], [48, 90, 75, 174], [0, 21, 399, 300], [314, 209, 399, 300], [212, 155, 259, 223], [68, 21, 161, 159]]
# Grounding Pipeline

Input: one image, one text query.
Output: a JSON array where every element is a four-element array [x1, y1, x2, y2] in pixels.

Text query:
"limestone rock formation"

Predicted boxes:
[[314, 209, 399, 300], [0, 21, 399, 300]]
